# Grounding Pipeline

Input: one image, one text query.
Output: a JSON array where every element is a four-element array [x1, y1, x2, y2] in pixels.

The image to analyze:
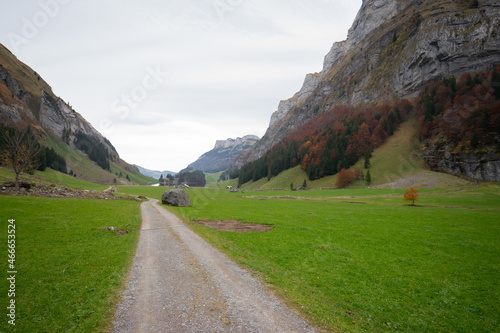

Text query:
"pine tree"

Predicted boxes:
[[366, 169, 372, 185], [492, 67, 500, 99]]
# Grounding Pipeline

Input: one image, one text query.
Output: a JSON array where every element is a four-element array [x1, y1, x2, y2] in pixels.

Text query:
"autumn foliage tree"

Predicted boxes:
[[335, 167, 362, 188], [404, 186, 419, 206]]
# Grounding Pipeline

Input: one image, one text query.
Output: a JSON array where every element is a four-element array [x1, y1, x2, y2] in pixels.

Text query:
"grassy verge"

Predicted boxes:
[[154, 187, 500, 332], [0, 196, 142, 332]]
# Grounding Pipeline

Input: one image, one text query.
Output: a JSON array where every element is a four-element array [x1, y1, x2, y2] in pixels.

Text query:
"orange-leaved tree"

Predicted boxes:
[[335, 168, 362, 188], [404, 186, 419, 206]]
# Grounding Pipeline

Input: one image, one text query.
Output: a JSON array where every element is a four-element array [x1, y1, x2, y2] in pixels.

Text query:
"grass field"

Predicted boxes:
[[0, 196, 142, 332], [118, 185, 500, 332], [1, 182, 497, 332]]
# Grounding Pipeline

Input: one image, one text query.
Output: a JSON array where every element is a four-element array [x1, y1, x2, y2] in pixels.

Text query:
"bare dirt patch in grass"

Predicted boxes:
[[192, 220, 273, 233]]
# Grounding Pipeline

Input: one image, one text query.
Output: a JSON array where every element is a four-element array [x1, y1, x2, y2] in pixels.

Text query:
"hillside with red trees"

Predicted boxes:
[[416, 65, 500, 149], [236, 99, 414, 186], [234, 66, 500, 186]]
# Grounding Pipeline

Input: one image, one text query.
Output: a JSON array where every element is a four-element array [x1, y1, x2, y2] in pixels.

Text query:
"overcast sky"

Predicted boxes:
[[1, 0, 362, 172]]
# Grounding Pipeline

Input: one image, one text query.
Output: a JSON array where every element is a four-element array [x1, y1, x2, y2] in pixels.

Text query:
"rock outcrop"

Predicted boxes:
[[162, 189, 191, 207], [268, 0, 401, 130], [38, 90, 111, 152], [422, 141, 500, 182], [243, 0, 500, 164]]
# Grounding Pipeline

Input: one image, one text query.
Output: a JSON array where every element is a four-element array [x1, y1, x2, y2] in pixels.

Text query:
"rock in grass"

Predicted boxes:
[[162, 189, 191, 207]]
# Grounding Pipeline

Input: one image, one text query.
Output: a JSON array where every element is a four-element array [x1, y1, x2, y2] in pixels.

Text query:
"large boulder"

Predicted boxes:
[[161, 189, 191, 207]]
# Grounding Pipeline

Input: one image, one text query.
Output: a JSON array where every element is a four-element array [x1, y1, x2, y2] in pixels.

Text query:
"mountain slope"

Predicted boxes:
[[134, 165, 177, 179], [243, 0, 500, 164], [0, 43, 149, 184], [188, 135, 259, 173]]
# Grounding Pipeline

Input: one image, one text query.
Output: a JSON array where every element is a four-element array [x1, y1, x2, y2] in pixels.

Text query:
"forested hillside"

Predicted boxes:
[[417, 66, 500, 146], [236, 99, 414, 185], [235, 66, 500, 186], [417, 66, 500, 180]]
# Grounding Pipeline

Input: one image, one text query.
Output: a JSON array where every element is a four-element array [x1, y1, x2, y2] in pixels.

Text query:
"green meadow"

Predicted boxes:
[[0, 183, 498, 332], [118, 185, 500, 332], [0, 196, 141, 332]]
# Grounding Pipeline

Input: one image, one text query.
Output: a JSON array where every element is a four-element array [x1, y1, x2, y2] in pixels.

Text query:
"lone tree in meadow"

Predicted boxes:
[[1, 127, 42, 192], [404, 186, 419, 206]]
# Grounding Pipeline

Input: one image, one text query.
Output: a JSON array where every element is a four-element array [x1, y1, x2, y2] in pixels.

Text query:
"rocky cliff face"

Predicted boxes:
[[188, 135, 259, 173], [214, 135, 260, 150], [422, 140, 500, 182], [269, 0, 402, 129], [38, 90, 109, 152], [245, 0, 500, 164]]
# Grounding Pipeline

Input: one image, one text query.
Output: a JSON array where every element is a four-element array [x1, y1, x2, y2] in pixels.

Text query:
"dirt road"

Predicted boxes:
[[111, 199, 315, 332]]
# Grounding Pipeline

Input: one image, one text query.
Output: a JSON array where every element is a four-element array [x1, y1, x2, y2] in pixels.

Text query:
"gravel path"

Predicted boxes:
[[111, 199, 315, 333]]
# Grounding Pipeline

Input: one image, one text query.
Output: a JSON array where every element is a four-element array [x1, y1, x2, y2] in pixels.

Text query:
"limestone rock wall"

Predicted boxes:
[[243, 0, 500, 166]]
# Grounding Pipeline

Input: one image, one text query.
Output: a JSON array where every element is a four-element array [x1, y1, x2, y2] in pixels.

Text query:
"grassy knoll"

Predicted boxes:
[[109, 162, 157, 186], [0, 196, 142, 332], [0, 166, 108, 191], [355, 114, 424, 186], [153, 187, 500, 332], [205, 172, 225, 188]]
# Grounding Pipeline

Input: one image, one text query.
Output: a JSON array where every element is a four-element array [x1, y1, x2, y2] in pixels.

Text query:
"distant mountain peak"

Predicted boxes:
[[214, 135, 260, 150], [188, 135, 259, 173]]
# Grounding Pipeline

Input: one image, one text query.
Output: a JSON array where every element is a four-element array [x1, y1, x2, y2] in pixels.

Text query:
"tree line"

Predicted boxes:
[[178, 168, 206, 187], [74, 131, 110, 170]]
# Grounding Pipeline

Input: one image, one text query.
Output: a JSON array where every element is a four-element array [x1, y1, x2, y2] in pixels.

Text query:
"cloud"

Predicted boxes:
[[0, 0, 362, 171]]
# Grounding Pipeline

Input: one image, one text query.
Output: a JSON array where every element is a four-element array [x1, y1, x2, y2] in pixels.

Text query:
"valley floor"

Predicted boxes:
[[112, 199, 314, 332]]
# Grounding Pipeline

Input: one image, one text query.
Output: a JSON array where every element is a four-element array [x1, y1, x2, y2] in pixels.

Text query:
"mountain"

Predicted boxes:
[[242, 0, 500, 165], [0, 44, 152, 184], [134, 165, 177, 179], [187, 135, 259, 173]]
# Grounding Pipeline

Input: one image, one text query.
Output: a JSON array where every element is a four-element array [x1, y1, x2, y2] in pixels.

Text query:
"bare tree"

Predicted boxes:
[[1, 127, 42, 192]]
